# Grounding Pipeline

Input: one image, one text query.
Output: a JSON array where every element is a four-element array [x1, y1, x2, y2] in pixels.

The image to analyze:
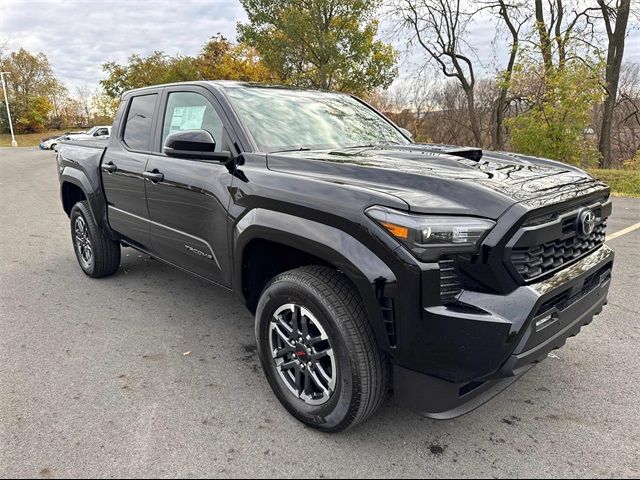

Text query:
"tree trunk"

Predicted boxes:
[[598, 0, 631, 168], [535, 0, 554, 75], [465, 87, 482, 147], [492, 0, 521, 150], [494, 55, 517, 150], [494, 90, 507, 150]]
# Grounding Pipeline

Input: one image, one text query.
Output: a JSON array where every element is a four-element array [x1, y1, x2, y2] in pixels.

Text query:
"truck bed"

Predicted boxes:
[[57, 140, 108, 204], [60, 138, 109, 150]]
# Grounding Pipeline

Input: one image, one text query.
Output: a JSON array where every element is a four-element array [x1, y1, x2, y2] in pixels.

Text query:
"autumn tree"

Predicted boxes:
[[197, 34, 276, 82], [506, 55, 604, 166], [101, 52, 200, 98], [101, 35, 278, 98], [0, 48, 56, 133], [92, 93, 120, 125], [237, 0, 398, 94]]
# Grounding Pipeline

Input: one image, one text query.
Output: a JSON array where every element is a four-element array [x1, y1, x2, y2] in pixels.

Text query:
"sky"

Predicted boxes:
[[1, 0, 639, 93]]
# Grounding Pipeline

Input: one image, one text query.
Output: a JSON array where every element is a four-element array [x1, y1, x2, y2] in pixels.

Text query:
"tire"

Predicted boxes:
[[255, 265, 389, 432], [70, 201, 120, 278], [50, 144, 56, 150]]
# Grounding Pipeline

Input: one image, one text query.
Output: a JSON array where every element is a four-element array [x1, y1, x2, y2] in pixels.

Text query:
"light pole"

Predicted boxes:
[[0, 72, 18, 147]]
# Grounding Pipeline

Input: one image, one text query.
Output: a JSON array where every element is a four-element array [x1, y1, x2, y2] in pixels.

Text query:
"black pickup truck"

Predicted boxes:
[[56, 81, 614, 432]]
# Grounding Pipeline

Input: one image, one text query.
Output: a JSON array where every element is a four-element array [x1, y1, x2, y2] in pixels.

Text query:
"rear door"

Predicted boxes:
[[102, 92, 159, 249], [144, 86, 236, 286]]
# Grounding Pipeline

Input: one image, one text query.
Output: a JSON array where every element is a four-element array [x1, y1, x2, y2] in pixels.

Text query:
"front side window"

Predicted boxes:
[[223, 86, 409, 153], [123, 94, 157, 151], [161, 92, 224, 151]]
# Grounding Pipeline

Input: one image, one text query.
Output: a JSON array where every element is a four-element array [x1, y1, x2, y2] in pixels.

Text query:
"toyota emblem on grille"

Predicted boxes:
[[577, 209, 596, 236]]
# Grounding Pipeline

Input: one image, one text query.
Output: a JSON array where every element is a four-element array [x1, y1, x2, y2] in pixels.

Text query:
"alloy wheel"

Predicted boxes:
[[269, 303, 337, 405], [74, 216, 93, 269]]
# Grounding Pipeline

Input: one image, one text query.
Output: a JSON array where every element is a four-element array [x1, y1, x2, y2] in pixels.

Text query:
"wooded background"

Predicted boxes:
[[1, 0, 637, 169]]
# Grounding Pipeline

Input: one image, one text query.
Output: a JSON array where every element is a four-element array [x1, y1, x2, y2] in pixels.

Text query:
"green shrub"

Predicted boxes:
[[589, 169, 640, 197]]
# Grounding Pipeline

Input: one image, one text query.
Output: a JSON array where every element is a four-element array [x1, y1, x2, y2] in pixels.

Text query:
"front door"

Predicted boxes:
[[144, 88, 235, 286]]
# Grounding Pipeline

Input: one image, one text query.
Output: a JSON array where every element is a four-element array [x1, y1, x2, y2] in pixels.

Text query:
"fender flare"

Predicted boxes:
[[59, 167, 113, 237], [60, 168, 93, 199], [234, 208, 398, 352]]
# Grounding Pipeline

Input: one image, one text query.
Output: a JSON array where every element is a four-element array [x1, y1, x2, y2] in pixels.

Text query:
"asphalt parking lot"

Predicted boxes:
[[1, 147, 639, 478]]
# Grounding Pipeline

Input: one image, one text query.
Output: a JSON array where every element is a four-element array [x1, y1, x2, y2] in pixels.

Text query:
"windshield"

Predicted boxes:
[[85, 127, 98, 135], [223, 86, 410, 153]]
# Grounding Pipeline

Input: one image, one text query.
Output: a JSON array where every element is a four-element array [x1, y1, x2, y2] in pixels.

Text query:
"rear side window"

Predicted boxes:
[[123, 94, 157, 151]]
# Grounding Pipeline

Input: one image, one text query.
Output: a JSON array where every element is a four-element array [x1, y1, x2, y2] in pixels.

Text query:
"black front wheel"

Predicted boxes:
[[255, 266, 389, 432], [70, 201, 120, 278]]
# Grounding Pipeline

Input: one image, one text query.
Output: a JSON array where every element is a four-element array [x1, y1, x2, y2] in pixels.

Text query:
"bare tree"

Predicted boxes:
[[613, 62, 640, 164], [366, 79, 433, 140], [597, 0, 632, 167], [392, 0, 483, 146], [480, 0, 528, 149], [591, 62, 639, 166], [395, 71, 437, 139], [533, 0, 601, 74], [535, 0, 554, 72], [47, 79, 68, 127], [75, 85, 93, 126], [0, 41, 8, 63]]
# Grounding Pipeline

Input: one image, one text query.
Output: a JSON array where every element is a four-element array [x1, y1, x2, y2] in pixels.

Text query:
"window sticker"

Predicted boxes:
[[170, 105, 206, 133]]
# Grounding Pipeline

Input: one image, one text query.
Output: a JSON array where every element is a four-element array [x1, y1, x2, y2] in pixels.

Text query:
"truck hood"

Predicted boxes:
[[267, 144, 609, 219]]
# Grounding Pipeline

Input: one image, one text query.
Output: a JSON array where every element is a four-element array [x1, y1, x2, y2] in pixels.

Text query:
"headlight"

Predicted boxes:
[[366, 206, 495, 261]]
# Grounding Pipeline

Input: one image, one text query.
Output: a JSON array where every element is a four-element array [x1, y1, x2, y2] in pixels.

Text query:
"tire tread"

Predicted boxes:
[[71, 201, 120, 278], [268, 265, 389, 431]]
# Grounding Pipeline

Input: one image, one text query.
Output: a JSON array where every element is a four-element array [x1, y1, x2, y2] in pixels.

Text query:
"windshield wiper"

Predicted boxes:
[[343, 144, 376, 149], [271, 146, 312, 153], [344, 142, 404, 149]]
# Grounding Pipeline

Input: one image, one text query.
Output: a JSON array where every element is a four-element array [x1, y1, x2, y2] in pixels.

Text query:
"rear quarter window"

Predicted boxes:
[[122, 94, 157, 151]]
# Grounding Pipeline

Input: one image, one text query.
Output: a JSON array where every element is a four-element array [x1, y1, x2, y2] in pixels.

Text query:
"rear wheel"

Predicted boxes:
[[70, 201, 120, 278], [255, 266, 389, 432]]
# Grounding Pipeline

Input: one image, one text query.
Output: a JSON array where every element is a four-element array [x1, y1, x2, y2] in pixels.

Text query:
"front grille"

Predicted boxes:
[[507, 197, 610, 283], [439, 257, 463, 303], [512, 222, 606, 281]]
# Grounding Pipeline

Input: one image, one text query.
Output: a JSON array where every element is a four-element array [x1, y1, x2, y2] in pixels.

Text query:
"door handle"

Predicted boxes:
[[143, 169, 164, 183], [102, 161, 117, 173]]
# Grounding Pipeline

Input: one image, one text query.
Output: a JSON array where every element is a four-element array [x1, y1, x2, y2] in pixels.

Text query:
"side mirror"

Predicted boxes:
[[163, 129, 232, 162]]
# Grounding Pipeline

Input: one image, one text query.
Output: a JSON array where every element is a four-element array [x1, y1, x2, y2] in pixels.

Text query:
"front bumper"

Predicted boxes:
[[394, 244, 614, 419]]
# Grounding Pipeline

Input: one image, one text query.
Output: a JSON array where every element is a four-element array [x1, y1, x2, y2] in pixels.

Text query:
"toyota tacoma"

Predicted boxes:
[[56, 81, 614, 432]]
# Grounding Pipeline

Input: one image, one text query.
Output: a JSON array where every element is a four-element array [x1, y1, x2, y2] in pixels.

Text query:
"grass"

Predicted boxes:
[[589, 169, 640, 198], [0, 130, 68, 148]]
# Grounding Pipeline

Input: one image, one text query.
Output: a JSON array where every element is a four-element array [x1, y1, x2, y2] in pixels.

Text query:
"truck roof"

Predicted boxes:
[[121, 80, 333, 98]]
